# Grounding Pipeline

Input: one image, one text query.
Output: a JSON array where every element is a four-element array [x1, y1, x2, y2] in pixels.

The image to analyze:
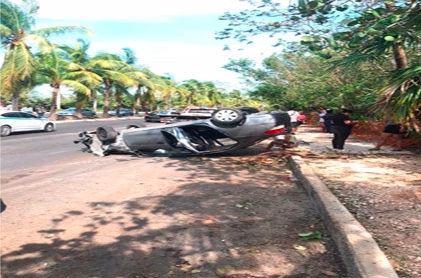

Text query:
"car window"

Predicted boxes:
[[20, 113, 37, 118], [1, 112, 22, 118]]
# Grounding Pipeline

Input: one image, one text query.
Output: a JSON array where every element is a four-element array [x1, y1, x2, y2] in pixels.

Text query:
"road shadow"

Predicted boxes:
[[1, 155, 345, 277]]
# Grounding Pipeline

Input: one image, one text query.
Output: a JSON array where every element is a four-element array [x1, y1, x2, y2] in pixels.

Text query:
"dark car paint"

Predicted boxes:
[[144, 112, 163, 122], [109, 108, 134, 117]]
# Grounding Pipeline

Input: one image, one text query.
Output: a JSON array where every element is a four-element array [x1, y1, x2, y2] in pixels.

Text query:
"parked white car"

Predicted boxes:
[[0, 111, 56, 136]]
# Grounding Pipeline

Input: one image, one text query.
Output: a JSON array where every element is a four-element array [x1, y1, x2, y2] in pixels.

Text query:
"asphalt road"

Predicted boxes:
[[0, 117, 159, 173]]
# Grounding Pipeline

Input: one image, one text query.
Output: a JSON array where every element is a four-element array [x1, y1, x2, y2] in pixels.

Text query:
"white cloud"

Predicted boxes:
[[5, 0, 294, 93], [35, 0, 252, 22], [89, 35, 280, 88], [89, 39, 242, 89]]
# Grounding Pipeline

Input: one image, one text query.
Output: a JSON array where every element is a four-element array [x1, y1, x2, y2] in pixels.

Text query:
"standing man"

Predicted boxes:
[[287, 109, 300, 133], [331, 108, 354, 151], [323, 108, 334, 133], [319, 108, 327, 132]]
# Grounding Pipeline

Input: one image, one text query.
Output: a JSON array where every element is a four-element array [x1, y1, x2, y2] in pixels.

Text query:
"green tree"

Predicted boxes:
[[117, 48, 155, 115], [0, 0, 90, 110], [202, 81, 222, 107], [91, 53, 138, 117], [57, 40, 102, 118], [178, 79, 200, 106], [217, 0, 421, 128], [155, 76, 177, 110], [36, 41, 99, 120], [132, 68, 156, 114], [178, 79, 215, 106]]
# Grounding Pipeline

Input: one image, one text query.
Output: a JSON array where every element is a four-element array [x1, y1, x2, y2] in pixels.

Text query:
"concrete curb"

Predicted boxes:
[[288, 155, 399, 278]]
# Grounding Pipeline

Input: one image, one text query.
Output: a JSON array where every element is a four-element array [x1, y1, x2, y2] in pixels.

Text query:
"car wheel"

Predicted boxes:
[[1, 125, 11, 137], [211, 108, 244, 127], [96, 126, 118, 142], [44, 123, 54, 132]]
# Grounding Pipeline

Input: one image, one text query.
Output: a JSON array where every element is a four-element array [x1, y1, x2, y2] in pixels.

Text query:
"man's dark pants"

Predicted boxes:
[[332, 126, 351, 149]]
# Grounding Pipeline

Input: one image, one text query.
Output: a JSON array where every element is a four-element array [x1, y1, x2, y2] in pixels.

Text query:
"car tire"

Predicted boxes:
[[211, 108, 244, 127], [44, 123, 54, 132], [1, 125, 11, 137], [236, 106, 259, 115], [96, 126, 118, 142]]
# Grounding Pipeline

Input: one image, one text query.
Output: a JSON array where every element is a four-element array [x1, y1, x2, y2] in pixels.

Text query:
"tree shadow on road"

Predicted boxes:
[[1, 154, 345, 278]]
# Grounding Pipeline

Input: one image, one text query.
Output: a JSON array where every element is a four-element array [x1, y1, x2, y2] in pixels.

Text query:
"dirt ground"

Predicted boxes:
[[300, 153, 421, 278], [1, 148, 346, 278], [290, 123, 421, 278]]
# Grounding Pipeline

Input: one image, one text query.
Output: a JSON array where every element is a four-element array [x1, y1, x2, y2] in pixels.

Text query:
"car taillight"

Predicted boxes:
[[265, 125, 285, 135], [145, 113, 150, 116]]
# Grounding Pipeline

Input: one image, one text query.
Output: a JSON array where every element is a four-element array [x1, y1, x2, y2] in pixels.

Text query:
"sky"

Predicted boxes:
[[7, 0, 293, 94]]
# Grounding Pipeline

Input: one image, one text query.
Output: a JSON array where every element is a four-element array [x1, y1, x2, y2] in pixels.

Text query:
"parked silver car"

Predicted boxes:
[[0, 111, 56, 136], [74, 108, 291, 156]]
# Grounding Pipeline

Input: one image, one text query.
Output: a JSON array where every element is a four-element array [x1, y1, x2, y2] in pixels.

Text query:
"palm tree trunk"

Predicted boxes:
[[103, 79, 112, 117], [385, 1, 408, 70], [135, 86, 141, 115], [48, 83, 60, 120], [92, 91, 97, 112], [393, 44, 408, 70], [12, 91, 19, 111]]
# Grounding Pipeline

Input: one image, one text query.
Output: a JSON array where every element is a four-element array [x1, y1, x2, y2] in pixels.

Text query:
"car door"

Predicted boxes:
[[19, 112, 41, 131], [1, 112, 25, 131]]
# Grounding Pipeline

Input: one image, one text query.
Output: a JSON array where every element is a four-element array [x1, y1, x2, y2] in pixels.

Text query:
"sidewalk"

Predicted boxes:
[[295, 125, 412, 155], [287, 125, 401, 278]]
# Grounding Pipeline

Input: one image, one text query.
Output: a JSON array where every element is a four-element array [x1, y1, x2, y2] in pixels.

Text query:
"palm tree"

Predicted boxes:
[[0, 0, 90, 110], [109, 54, 157, 114], [202, 81, 222, 107], [57, 40, 103, 118], [129, 69, 155, 115], [89, 53, 137, 117], [375, 1, 421, 130], [179, 79, 204, 106], [116, 49, 155, 115], [155, 76, 177, 109], [109, 66, 150, 116], [35, 39, 103, 120]]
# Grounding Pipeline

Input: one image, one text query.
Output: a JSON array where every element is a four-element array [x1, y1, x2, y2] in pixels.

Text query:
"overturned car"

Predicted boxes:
[[74, 108, 291, 156]]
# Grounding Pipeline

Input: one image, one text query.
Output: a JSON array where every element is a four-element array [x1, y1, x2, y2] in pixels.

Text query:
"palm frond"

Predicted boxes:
[[373, 65, 421, 128], [25, 33, 54, 54], [0, 24, 12, 39], [0, 0, 33, 32], [33, 26, 92, 37], [61, 80, 91, 95]]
